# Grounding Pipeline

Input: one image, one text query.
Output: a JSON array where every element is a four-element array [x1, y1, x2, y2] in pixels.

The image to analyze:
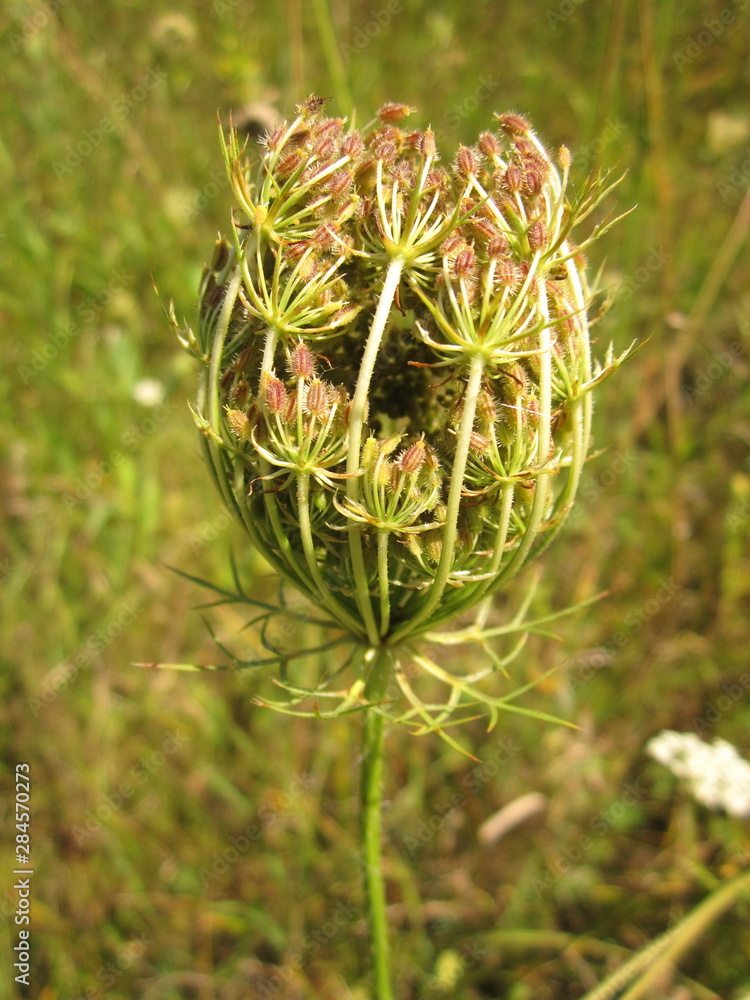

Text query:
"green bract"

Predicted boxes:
[[171, 96, 631, 734]]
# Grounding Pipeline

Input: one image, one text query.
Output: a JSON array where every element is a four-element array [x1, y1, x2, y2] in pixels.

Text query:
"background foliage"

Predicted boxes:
[[1, 0, 749, 997]]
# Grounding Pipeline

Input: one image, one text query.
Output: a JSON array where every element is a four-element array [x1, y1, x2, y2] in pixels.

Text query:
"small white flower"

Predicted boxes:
[[647, 730, 750, 818], [132, 378, 166, 407]]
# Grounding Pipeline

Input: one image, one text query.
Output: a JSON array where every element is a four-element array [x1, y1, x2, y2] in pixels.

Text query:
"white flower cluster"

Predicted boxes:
[[647, 730, 750, 818]]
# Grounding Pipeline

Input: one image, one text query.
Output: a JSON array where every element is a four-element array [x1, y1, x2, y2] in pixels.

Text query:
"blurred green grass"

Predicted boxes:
[[1, 0, 749, 997]]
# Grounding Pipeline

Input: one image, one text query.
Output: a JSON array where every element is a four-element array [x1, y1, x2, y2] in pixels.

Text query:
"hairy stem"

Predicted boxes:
[[360, 648, 393, 1000], [485, 283, 554, 595], [261, 325, 280, 376], [296, 473, 366, 637], [346, 257, 405, 645], [208, 268, 243, 437], [390, 351, 485, 643], [377, 531, 391, 637], [257, 458, 316, 592]]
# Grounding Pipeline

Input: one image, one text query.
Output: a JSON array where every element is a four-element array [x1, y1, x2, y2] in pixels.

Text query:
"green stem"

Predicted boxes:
[[481, 281, 554, 596], [296, 472, 367, 638], [254, 326, 317, 592], [256, 455, 314, 592], [261, 325, 279, 376], [346, 256, 405, 646], [473, 483, 516, 601], [360, 685, 393, 1000], [197, 268, 244, 518], [377, 531, 391, 637], [550, 254, 593, 521], [566, 256, 593, 453], [389, 351, 485, 643], [208, 268, 243, 436]]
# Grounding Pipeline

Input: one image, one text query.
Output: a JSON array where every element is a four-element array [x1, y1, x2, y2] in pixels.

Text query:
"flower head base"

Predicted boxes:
[[171, 96, 632, 735]]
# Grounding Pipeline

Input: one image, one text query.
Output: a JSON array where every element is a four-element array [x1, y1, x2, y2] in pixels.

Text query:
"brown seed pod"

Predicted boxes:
[[478, 130, 502, 158], [290, 341, 316, 378], [420, 128, 437, 158], [455, 145, 478, 178], [304, 378, 330, 417], [263, 374, 288, 414], [495, 112, 530, 136], [377, 102, 415, 124], [399, 439, 427, 475]]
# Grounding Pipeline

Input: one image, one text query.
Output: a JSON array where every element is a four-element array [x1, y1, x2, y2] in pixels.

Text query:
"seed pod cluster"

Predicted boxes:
[[177, 96, 629, 649]]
